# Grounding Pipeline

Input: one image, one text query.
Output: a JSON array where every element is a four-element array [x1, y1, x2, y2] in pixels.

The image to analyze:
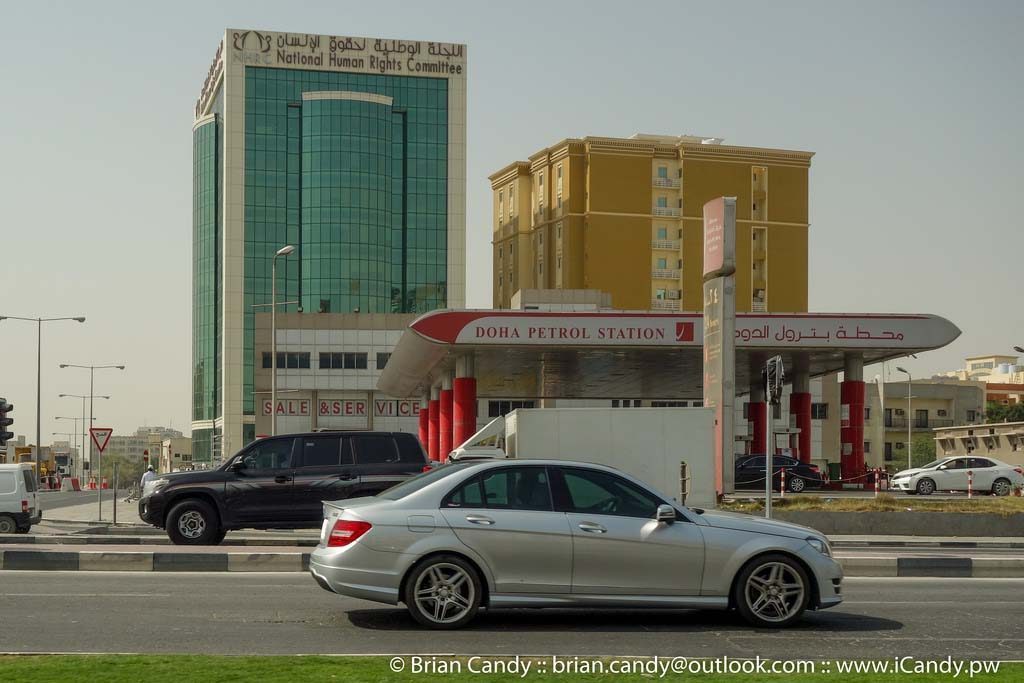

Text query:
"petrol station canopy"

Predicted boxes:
[[377, 310, 961, 399]]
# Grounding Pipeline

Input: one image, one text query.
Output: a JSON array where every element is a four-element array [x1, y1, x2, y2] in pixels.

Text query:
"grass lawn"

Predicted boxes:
[[721, 493, 1024, 515], [0, 656, 1018, 682]]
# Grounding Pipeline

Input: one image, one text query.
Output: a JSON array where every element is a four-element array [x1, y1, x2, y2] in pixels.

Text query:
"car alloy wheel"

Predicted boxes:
[[916, 478, 935, 495], [0, 515, 16, 534], [743, 560, 806, 625], [788, 476, 806, 493], [177, 511, 206, 539], [414, 562, 476, 625], [992, 478, 1011, 497]]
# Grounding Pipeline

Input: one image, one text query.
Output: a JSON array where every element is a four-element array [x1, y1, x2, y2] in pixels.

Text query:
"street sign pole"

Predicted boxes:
[[762, 356, 785, 519], [90, 427, 113, 521]]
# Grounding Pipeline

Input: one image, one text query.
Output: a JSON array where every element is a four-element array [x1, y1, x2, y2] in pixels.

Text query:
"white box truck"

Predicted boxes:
[[450, 407, 716, 509]]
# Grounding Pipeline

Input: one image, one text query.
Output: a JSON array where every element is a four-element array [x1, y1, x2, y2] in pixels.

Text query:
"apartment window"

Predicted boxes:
[[691, 400, 703, 407], [677, 229, 682, 238], [487, 400, 536, 418], [864, 407, 871, 421], [538, 261, 543, 276], [557, 256, 562, 271], [656, 196, 668, 208], [508, 185, 514, 213], [498, 274, 503, 286], [556, 222, 562, 239], [655, 288, 666, 300], [967, 410, 979, 422], [538, 171, 544, 187], [319, 352, 368, 370], [557, 195, 562, 209], [539, 233, 543, 246], [864, 441, 871, 453], [811, 403, 829, 419], [556, 163, 563, 207], [652, 401, 688, 407], [262, 352, 310, 369], [657, 258, 667, 269], [656, 227, 668, 240], [884, 442, 893, 461], [657, 166, 668, 178], [612, 400, 643, 408], [376, 352, 391, 369], [677, 259, 682, 269], [498, 246, 502, 259], [498, 191, 504, 223]]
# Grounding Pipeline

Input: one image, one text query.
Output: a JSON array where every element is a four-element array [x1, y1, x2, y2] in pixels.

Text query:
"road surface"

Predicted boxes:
[[1, 572, 1020, 658]]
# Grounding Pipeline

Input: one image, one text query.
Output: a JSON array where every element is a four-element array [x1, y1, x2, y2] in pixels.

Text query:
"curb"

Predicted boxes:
[[0, 550, 312, 572], [0, 534, 318, 547], [0, 549, 1022, 576], [832, 540, 1024, 549]]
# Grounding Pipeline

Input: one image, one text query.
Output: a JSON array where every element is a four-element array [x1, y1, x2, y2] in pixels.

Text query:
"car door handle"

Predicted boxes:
[[336, 472, 356, 481], [578, 522, 607, 534], [274, 475, 292, 484], [465, 515, 494, 525]]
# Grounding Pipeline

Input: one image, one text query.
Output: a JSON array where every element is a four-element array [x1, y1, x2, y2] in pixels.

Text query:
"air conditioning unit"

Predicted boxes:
[[895, 409, 905, 416], [667, 290, 681, 300], [937, 409, 948, 417], [896, 442, 905, 450]]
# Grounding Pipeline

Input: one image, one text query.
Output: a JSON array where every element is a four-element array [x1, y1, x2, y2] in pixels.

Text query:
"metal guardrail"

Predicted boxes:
[[653, 177, 681, 188], [652, 268, 681, 279], [651, 239, 681, 250], [886, 417, 955, 429], [651, 299, 681, 311], [653, 207, 681, 217]]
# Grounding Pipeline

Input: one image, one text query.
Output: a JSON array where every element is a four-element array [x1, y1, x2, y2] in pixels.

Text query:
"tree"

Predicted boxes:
[[986, 401, 1024, 424], [910, 434, 937, 469]]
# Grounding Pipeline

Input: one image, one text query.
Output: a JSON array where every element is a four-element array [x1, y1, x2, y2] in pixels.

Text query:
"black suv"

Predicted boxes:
[[139, 431, 428, 545]]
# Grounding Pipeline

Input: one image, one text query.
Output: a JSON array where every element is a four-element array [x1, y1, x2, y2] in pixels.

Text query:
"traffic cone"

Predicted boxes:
[[101, 477, 109, 490]]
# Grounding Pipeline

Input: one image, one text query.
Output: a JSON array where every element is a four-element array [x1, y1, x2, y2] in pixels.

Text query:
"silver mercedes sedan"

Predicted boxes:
[[309, 460, 842, 629]]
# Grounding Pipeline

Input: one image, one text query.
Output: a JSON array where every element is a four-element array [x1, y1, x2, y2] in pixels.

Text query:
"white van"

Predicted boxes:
[[0, 463, 41, 534]]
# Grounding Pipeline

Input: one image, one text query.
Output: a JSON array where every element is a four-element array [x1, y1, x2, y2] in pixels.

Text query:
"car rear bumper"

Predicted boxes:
[[12, 510, 42, 527], [309, 544, 407, 605]]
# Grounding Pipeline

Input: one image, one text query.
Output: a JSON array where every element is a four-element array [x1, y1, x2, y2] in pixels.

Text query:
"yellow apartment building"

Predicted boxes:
[[489, 134, 813, 312]]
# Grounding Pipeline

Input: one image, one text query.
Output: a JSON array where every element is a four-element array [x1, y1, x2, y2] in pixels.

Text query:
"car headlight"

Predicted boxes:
[[143, 478, 169, 497], [806, 537, 832, 557]]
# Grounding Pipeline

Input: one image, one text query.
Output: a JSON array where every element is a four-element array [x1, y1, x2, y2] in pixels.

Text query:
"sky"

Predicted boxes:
[[0, 0, 1021, 446]]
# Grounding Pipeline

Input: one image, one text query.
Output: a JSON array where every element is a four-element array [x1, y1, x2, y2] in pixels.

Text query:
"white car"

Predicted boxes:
[[891, 456, 1024, 496]]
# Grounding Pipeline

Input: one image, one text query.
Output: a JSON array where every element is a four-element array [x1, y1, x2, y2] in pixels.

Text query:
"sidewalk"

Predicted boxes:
[[42, 497, 146, 526]]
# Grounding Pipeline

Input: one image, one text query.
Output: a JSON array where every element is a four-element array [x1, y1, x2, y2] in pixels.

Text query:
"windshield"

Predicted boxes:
[[918, 459, 946, 470], [377, 463, 473, 501]]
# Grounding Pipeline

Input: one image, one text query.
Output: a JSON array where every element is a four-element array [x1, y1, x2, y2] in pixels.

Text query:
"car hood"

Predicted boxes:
[[696, 508, 821, 540], [161, 470, 231, 486], [892, 467, 929, 478]]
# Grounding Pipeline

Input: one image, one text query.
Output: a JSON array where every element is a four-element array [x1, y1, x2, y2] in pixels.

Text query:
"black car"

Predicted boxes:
[[734, 455, 825, 493], [139, 431, 428, 545]]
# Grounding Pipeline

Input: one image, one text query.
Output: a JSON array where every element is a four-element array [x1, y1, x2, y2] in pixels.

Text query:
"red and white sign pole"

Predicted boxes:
[[90, 427, 113, 519], [874, 468, 880, 498], [967, 470, 973, 499]]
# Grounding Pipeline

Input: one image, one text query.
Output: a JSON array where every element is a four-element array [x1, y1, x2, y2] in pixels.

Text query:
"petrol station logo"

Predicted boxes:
[[675, 322, 695, 342]]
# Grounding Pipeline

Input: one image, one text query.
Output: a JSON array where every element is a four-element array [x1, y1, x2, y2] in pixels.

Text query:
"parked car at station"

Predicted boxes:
[[734, 455, 826, 493], [891, 456, 1024, 496], [0, 463, 41, 534], [138, 431, 429, 545], [309, 460, 843, 629]]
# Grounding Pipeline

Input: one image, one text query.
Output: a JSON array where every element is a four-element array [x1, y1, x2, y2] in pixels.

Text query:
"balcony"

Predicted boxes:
[[652, 268, 681, 280], [653, 177, 681, 189], [886, 417, 955, 430], [651, 239, 681, 250], [653, 207, 681, 217], [651, 299, 681, 311], [751, 300, 767, 313]]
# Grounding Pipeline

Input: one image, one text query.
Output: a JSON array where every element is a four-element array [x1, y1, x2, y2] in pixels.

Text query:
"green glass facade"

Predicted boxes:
[[241, 67, 449, 415], [192, 115, 220, 460]]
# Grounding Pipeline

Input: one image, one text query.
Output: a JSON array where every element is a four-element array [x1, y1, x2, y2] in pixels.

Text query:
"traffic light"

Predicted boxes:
[[0, 398, 13, 448]]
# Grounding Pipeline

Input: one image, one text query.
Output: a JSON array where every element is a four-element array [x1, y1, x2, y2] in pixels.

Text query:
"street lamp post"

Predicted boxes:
[[60, 364, 125, 519], [58, 394, 110, 480], [271, 245, 295, 437], [896, 366, 912, 471], [0, 315, 86, 486]]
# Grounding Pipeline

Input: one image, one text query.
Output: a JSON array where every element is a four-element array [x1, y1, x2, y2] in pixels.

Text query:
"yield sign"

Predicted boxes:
[[89, 427, 113, 454]]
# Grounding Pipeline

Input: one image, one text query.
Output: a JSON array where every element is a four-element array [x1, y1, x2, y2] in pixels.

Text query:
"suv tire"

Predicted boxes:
[[0, 514, 16, 534], [166, 499, 222, 545], [404, 555, 482, 629]]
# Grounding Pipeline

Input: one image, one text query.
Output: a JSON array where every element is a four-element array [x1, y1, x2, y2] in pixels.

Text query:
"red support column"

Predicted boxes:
[[417, 402, 429, 451], [840, 380, 866, 481], [789, 392, 812, 463], [428, 399, 440, 461], [749, 402, 766, 454], [453, 377, 477, 449], [439, 389, 453, 462]]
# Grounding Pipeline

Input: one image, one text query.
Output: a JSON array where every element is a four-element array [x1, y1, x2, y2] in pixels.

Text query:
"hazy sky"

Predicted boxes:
[[1, 0, 1021, 445]]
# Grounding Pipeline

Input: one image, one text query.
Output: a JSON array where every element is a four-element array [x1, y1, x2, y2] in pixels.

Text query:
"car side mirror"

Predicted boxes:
[[655, 504, 676, 524], [230, 460, 247, 472], [937, 465, 948, 470]]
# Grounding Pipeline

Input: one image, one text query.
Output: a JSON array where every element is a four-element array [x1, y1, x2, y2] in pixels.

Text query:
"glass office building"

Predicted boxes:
[[192, 30, 467, 463]]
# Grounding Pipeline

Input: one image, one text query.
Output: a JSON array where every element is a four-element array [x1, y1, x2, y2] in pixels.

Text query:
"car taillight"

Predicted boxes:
[[422, 465, 433, 472], [22, 500, 29, 513], [1015, 468, 1023, 475], [327, 520, 372, 547]]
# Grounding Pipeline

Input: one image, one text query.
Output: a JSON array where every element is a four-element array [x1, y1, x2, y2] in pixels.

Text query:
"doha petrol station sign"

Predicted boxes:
[[701, 197, 738, 496]]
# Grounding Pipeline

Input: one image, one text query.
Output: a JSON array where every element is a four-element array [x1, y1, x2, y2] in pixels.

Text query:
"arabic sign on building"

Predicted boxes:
[[413, 312, 959, 350], [227, 29, 465, 75]]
